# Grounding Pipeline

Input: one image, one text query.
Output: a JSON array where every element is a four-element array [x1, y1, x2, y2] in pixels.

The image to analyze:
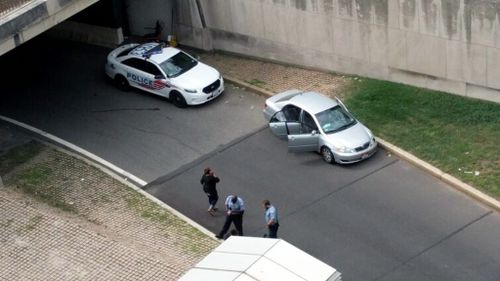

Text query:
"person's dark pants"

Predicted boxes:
[[218, 212, 244, 237], [208, 194, 218, 209], [268, 223, 279, 238]]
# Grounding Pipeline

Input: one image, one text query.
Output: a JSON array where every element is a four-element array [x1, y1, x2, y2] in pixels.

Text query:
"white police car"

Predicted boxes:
[[105, 42, 224, 107]]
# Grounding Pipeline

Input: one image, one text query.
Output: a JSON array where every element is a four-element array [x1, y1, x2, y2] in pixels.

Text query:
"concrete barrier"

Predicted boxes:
[[46, 20, 123, 48]]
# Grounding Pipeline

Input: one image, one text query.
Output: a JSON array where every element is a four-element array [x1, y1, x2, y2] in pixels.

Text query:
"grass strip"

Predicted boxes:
[[0, 141, 43, 176], [344, 78, 500, 198]]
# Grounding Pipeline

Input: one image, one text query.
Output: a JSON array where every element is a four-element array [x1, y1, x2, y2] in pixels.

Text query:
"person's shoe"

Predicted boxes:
[[213, 207, 218, 211]]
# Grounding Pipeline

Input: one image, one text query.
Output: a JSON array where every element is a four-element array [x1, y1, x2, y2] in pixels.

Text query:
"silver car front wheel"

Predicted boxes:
[[321, 147, 334, 164]]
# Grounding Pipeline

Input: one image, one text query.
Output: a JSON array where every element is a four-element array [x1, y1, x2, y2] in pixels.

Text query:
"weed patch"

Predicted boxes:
[[24, 215, 43, 231], [0, 141, 43, 175], [124, 190, 211, 255], [246, 78, 267, 88], [16, 165, 78, 213], [124, 191, 182, 227]]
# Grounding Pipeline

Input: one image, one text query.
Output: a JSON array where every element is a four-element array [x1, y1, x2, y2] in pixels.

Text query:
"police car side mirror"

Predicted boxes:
[[154, 74, 165, 80]]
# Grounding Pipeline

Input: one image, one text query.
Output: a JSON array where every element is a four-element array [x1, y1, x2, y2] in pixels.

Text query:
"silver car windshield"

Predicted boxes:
[[159, 52, 198, 78], [315, 106, 357, 134]]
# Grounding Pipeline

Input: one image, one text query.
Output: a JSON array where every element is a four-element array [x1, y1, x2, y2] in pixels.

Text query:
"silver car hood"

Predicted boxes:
[[324, 122, 371, 148]]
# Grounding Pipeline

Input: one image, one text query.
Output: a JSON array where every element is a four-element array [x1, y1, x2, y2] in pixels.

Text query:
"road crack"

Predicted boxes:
[[281, 158, 399, 221]]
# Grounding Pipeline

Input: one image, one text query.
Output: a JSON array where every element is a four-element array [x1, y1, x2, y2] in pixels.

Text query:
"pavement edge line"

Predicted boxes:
[[0, 115, 219, 240], [222, 76, 500, 213], [0, 116, 146, 186]]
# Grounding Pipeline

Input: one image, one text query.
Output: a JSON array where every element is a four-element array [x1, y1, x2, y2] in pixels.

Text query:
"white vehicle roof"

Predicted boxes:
[[178, 236, 342, 281]]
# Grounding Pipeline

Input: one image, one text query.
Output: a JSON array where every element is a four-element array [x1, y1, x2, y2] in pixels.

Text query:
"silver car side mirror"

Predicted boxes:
[[311, 130, 317, 135]]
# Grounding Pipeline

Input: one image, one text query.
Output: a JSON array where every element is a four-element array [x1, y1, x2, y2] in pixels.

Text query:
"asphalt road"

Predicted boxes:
[[0, 36, 266, 182], [146, 129, 499, 281], [1, 37, 498, 281]]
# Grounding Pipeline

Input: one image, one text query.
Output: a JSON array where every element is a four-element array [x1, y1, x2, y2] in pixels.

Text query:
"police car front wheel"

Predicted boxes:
[[170, 92, 187, 108]]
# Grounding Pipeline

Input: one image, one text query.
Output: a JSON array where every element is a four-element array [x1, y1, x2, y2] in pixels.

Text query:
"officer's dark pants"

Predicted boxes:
[[218, 212, 244, 237], [268, 223, 279, 238]]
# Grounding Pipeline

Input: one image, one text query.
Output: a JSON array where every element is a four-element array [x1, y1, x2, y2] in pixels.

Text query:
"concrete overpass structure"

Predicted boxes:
[[0, 0, 100, 56]]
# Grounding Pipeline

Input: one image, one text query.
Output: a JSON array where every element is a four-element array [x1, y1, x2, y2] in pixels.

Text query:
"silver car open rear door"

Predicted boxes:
[[288, 132, 319, 152]]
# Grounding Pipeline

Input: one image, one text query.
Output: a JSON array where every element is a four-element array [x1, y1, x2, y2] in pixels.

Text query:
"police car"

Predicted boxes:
[[105, 42, 224, 107]]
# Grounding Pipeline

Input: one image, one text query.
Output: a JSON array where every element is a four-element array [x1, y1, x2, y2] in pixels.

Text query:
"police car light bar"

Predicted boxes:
[[143, 44, 163, 58]]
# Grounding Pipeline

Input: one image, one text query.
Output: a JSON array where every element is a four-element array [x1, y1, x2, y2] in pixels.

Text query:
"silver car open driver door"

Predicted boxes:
[[269, 122, 301, 139], [288, 132, 319, 152], [269, 121, 288, 139]]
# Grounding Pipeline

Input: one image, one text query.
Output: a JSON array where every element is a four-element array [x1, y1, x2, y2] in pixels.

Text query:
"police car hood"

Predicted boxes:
[[171, 62, 219, 90]]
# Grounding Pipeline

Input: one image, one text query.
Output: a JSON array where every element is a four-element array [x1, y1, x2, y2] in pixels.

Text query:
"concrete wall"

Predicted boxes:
[[176, 0, 500, 103], [124, 0, 175, 41]]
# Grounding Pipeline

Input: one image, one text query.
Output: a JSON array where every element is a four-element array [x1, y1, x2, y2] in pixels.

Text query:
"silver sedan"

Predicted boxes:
[[263, 90, 377, 164]]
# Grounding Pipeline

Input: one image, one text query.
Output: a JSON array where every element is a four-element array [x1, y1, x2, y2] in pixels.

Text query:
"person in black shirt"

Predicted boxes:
[[200, 167, 220, 216]]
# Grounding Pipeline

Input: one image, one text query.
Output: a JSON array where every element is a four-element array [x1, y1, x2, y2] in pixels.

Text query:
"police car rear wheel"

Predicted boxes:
[[171, 92, 187, 108], [115, 75, 129, 91]]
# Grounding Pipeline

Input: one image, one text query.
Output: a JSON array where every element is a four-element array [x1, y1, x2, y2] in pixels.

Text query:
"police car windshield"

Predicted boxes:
[[159, 52, 197, 78]]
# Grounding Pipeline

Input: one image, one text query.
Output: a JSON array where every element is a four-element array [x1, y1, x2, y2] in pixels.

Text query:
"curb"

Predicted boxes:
[[0, 115, 220, 241], [224, 75, 274, 98], [0, 116, 146, 187], [377, 139, 500, 213], [223, 76, 500, 213]]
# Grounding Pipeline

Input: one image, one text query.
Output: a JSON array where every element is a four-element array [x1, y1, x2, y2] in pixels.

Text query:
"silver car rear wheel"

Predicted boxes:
[[321, 147, 334, 164]]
